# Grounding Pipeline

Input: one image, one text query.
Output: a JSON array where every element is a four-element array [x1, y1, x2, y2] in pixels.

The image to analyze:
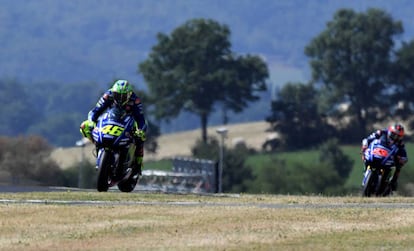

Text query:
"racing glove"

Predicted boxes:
[[80, 120, 96, 141], [134, 129, 146, 142]]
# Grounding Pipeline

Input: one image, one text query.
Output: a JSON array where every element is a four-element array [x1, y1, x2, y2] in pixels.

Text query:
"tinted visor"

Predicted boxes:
[[113, 92, 130, 105], [389, 132, 400, 141]]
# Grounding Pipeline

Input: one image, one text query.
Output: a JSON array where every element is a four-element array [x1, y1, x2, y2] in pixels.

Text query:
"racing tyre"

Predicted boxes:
[[97, 150, 112, 192]]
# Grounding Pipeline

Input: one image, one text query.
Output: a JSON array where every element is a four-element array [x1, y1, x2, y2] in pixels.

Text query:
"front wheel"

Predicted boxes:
[[362, 169, 375, 197], [97, 150, 113, 192]]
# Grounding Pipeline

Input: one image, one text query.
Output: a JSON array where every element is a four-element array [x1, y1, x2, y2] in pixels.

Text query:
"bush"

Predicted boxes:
[[0, 135, 66, 185], [191, 136, 254, 193], [249, 140, 354, 195]]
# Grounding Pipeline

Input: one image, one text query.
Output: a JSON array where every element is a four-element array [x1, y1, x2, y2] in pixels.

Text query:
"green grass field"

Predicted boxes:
[[246, 144, 363, 188]]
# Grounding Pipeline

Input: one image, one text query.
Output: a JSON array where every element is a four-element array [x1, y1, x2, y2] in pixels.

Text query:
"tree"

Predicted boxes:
[[318, 138, 353, 180], [391, 41, 414, 121], [266, 82, 335, 150], [139, 18, 268, 142], [133, 89, 160, 153], [191, 137, 254, 193], [221, 143, 255, 193], [305, 8, 403, 140]]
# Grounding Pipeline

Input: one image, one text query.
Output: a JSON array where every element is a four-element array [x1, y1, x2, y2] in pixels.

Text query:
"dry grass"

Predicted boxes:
[[1, 193, 414, 250]]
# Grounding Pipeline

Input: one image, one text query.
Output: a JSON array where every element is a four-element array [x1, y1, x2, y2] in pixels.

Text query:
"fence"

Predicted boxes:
[[136, 157, 218, 193]]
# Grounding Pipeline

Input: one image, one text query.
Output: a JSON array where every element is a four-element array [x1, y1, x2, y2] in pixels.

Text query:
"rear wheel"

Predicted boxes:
[[382, 185, 392, 197], [117, 173, 138, 192], [97, 150, 112, 192], [377, 168, 392, 196]]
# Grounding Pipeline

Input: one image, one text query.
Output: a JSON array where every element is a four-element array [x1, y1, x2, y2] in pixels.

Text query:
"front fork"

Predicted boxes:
[[96, 148, 120, 177], [96, 148, 104, 169], [362, 166, 372, 186], [96, 146, 134, 180]]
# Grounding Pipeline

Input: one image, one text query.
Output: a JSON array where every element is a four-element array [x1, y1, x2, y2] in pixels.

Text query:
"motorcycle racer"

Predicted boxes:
[[80, 79, 147, 176], [361, 123, 408, 191]]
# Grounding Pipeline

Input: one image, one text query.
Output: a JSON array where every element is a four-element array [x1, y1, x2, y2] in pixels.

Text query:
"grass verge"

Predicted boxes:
[[1, 192, 414, 250]]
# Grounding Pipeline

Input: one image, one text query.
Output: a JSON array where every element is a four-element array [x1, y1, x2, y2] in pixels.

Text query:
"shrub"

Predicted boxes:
[[0, 135, 65, 185]]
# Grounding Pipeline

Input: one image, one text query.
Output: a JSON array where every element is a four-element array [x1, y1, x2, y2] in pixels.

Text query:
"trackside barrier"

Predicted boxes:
[[136, 157, 218, 193]]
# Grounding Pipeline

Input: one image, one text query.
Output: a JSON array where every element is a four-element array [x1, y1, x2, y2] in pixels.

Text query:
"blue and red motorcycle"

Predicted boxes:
[[361, 138, 398, 197], [92, 106, 140, 192]]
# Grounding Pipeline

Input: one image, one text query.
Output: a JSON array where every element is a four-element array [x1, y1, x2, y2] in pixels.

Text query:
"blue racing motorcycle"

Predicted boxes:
[[92, 106, 139, 192], [361, 138, 398, 197]]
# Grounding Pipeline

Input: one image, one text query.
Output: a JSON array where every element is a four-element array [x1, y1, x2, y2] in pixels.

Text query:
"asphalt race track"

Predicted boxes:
[[0, 185, 85, 193], [2, 198, 414, 209], [1, 185, 414, 209]]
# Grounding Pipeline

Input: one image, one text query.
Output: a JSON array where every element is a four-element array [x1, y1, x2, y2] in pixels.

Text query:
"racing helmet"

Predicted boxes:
[[387, 123, 405, 143], [111, 80, 133, 106]]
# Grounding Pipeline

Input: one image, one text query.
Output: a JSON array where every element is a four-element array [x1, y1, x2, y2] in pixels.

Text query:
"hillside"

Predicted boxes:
[[51, 121, 274, 169], [3, 0, 414, 85]]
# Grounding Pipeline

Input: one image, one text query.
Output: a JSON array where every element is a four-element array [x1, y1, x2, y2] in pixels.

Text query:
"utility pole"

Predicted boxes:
[[216, 127, 228, 193], [75, 138, 88, 188]]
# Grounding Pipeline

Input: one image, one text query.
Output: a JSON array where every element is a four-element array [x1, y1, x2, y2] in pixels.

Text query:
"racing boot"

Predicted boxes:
[[131, 156, 143, 180], [389, 167, 401, 191], [132, 127, 145, 178], [132, 156, 143, 177]]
